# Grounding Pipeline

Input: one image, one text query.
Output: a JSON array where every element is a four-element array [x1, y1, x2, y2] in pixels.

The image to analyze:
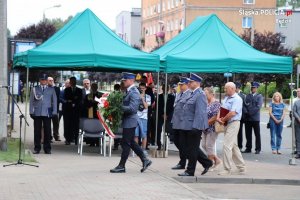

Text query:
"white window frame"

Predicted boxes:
[[243, 0, 255, 5], [171, 0, 174, 8], [242, 17, 253, 28], [175, 19, 179, 30], [167, 0, 171, 10], [163, 1, 166, 11], [157, 3, 161, 13], [175, 0, 179, 7]]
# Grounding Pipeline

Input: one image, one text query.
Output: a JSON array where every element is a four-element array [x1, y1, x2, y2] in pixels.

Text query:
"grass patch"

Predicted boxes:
[[0, 138, 36, 163]]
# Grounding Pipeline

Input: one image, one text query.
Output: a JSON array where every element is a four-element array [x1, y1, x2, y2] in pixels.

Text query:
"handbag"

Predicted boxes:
[[214, 122, 225, 133]]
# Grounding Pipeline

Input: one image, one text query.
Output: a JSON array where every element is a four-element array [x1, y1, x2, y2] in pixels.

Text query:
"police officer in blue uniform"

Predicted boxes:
[[30, 74, 57, 154], [178, 73, 213, 176], [171, 77, 191, 170], [110, 72, 152, 173], [243, 82, 263, 154]]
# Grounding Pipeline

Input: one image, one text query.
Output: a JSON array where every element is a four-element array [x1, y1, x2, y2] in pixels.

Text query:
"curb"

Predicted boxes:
[[174, 176, 300, 186]]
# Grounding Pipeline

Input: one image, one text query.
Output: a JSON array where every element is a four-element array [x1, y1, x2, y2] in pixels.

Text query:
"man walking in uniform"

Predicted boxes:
[[243, 82, 263, 154], [110, 72, 152, 173], [30, 74, 57, 154], [171, 77, 190, 170], [178, 73, 213, 176]]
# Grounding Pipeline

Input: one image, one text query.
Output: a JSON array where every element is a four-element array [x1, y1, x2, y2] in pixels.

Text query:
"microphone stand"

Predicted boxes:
[[3, 86, 39, 167]]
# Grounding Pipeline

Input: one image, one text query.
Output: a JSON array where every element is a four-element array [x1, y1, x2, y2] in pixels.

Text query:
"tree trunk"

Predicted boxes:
[[0, 0, 8, 151]]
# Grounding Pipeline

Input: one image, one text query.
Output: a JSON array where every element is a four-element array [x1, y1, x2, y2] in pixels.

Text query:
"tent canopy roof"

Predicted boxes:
[[14, 9, 160, 72], [154, 14, 292, 74]]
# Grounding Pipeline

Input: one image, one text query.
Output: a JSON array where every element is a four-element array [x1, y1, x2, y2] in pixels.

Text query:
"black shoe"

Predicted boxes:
[[201, 161, 213, 175], [255, 150, 260, 154], [141, 159, 152, 173], [44, 151, 51, 154], [242, 149, 251, 153], [171, 164, 185, 170], [50, 140, 53, 143], [65, 141, 71, 145], [110, 165, 126, 173], [54, 137, 61, 141], [32, 150, 40, 154], [178, 172, 194, 176], [295, 154, 300, 159]]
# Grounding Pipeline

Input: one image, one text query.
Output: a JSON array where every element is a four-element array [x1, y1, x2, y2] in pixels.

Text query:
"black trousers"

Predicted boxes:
[[156, 116, 164, 148], [237, 120, 244, 149], [245, 121, 261, 151], [119, 127, 145, 167], [34, 116, 51, 152], [51, 115, 59, 139], [63, 112, 80, 143], [182, 130, 212, 175], [173, 129, 186, 167]]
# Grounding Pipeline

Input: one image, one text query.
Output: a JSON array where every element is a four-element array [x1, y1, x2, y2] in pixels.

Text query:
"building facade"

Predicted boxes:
[[275, 8, 300, 49], [116, 8, 142, 47], [142, 0, 276, 52]]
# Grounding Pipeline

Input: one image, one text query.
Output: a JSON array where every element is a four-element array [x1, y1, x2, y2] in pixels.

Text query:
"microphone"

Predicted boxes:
[[0, 85, 12, 88]]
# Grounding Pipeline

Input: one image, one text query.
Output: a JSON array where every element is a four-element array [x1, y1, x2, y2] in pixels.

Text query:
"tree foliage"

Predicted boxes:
[[15, 21, 56, 42], [240, 30, 297, 97]]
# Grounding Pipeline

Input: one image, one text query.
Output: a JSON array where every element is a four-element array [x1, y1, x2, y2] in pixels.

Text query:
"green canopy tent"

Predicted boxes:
[[12, 9, 160, 156], [154, 14, 292, 74], [13, 8, 160, 72], [153, 14, 294, 158]]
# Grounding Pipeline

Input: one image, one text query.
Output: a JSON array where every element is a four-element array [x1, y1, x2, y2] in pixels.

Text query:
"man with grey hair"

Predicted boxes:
[[217, 82, 246, 175]]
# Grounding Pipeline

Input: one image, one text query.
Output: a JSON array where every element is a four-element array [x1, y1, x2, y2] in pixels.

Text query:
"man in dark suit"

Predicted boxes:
[[63, 77, 82, 145], [178, 73, 213, 177], [48, 77, 61, 141], [30, 74, 57, 154], [110, 72, 152, 173], [171, 77, 190, 170], [243, 82, 263, 154], [235, 82, 246, 151]]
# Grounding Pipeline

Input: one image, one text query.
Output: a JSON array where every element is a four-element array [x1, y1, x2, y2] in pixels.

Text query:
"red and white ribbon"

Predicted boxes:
[[97, 110, 115, 138]]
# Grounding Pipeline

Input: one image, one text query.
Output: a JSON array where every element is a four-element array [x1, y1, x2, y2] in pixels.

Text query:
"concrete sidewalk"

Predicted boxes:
[[1, 103, 300, 200]]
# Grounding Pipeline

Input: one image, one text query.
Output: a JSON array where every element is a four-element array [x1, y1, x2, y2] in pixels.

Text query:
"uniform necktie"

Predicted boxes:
[[42, 86, 45, 92]]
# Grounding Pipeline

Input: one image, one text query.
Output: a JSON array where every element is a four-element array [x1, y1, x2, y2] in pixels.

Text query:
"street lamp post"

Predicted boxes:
[[43, 4, 61, 21]]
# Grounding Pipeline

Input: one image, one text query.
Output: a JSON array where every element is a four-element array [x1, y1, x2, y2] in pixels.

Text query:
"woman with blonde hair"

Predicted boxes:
[[269, 92, 285, 154], [202, 87, 222, 167]]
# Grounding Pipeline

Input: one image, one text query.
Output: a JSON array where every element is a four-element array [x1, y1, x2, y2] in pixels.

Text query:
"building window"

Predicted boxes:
[[181, 0, 185, 5], [150, 26, 153, 35], [175, 0, 179, 7], [148, 7, 150, 16], [163, 1, 166, 11], [242, 17, 253, 28], [280, 36, 286, 44], [180, 18, 185, 30], [167, 0, 171, 10], [243, 0, 255, 4], [153, 25, 156, 34], [171, 0, 174, 8], [175, 19, 179, 30], [170, 20, 174, 31], [167, 21, 170, 32]]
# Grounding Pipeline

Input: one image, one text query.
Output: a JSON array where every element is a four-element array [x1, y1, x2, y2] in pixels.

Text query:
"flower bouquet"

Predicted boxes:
[[95, 91, 124, 138]]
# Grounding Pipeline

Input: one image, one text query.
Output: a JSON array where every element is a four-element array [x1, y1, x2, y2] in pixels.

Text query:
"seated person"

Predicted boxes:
[[83, 83, 103, 146]]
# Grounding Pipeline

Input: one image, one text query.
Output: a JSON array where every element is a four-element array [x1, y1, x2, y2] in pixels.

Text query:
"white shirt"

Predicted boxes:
[[137, 94, 151, 119]]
